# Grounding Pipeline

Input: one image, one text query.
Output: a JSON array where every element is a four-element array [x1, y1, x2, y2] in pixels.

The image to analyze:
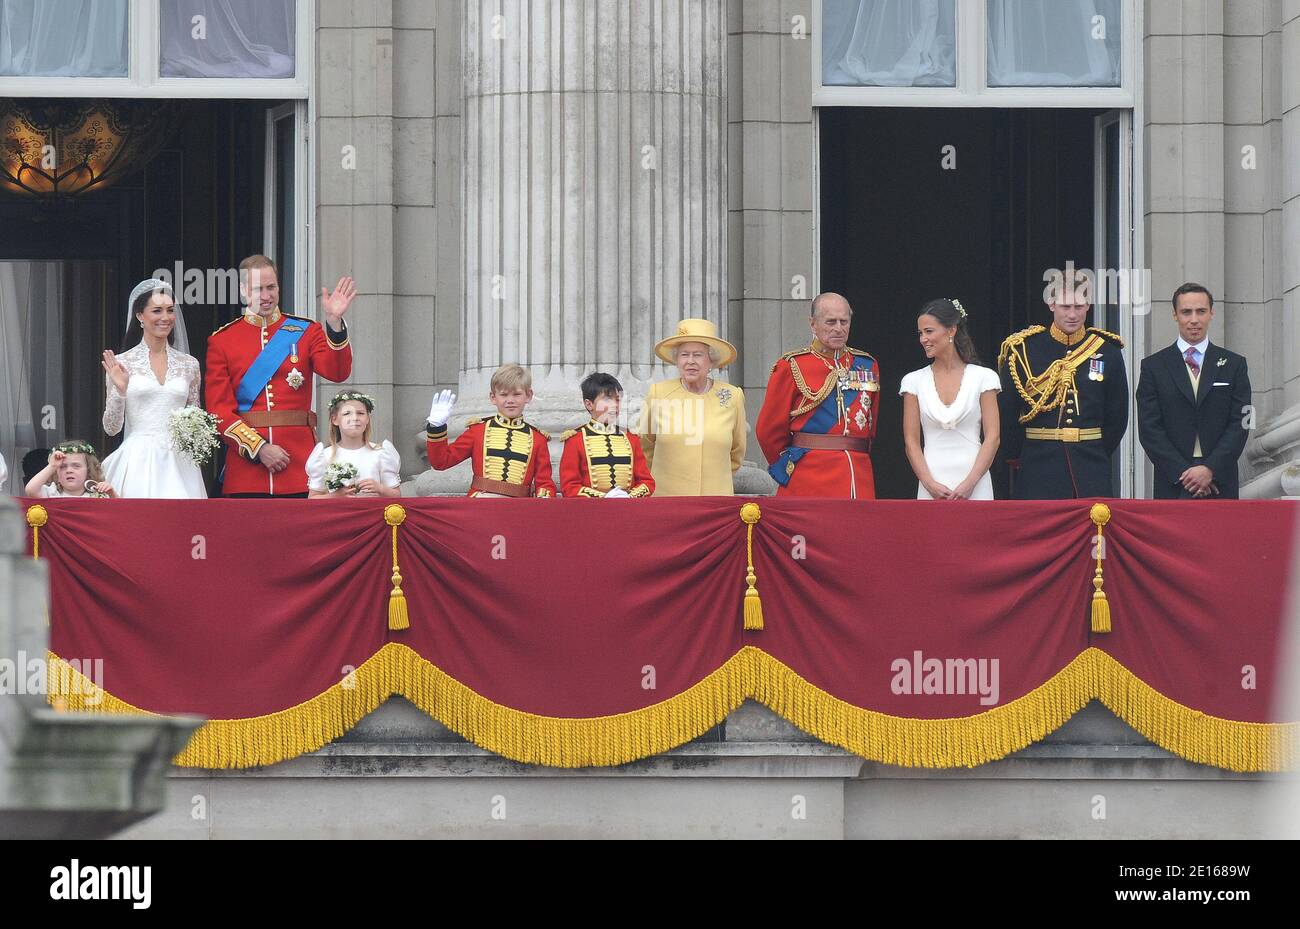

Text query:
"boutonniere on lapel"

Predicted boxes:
[[716, 387, 732, 407], [1217, 357, 1228, 368], [286, 368, 305, 390]]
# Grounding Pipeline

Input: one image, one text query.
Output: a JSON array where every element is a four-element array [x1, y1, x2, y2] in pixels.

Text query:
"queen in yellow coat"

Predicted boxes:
[[638, 319, 748, 496]]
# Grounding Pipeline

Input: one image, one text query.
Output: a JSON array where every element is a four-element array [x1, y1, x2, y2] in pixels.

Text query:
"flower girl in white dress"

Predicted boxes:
[[100, 279, 208, 499], [306, 392, 402, 499], [899, 299, 1002, 500]]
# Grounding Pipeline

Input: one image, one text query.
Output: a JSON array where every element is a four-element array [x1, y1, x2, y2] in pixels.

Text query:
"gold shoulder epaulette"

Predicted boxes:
[[211, 317, 242, 337], [997, 325, 1046, 368], [771, 346, 811, 373], [1088, 326, 1125, 348], [530, 423, 550, 439], [464, 418, 484, 428], [560, 428, 579, 442], [1002, 325, 1046, 347], [848, 348, 877, 360]]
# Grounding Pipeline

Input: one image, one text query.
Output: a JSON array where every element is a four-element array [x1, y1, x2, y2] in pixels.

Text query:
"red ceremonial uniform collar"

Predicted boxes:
[[242, 308, 284, 328]]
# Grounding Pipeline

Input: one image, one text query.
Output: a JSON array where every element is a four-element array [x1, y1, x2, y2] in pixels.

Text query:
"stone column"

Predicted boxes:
[[1241, 3, 1300, 497], [459, 0, 728, 433]]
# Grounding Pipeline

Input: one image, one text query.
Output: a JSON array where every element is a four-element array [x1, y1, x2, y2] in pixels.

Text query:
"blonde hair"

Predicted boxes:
[[327, 398, 377, 460], [490, 364, 532, 394]]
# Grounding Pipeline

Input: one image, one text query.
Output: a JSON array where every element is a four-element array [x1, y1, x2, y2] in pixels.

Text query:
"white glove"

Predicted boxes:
[[604, 487, 630, 499], [427, 389, 457, 426]]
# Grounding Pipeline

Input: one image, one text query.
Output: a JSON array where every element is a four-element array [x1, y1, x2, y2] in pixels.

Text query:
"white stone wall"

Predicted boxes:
[[316, 0, 460, 476], [1145, 0, 1300, 496], [728, 0, 816, 462]]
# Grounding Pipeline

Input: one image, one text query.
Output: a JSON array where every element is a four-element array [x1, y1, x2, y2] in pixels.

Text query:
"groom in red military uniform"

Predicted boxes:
[[205, 255, 357, 497], [756, 293, 881, 499]]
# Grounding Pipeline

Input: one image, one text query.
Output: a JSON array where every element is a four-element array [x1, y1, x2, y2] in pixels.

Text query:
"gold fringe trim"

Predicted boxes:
[[46, 647, 1300, 773]]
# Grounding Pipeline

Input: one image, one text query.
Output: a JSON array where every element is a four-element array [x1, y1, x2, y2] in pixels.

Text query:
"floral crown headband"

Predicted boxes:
[[329, 391, 376, 413], [54, 441, 96, 456], [949, 299, 968, 320]]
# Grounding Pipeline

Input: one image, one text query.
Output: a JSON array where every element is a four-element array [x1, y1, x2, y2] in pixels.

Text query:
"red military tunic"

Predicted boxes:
[[205, 310, 353, 495], [559, 421, 655, 498], [755, 342, 880, 499], [425, 415, 557, 498]]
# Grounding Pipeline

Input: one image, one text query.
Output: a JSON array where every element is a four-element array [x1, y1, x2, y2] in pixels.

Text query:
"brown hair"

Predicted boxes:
[[918, 299, 980, 365], [326, 398, 376, 460], [1172, 282, 1214, 310]]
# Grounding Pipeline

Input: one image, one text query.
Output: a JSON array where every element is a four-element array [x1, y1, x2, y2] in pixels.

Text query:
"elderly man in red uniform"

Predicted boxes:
[[205, 255, 357, 497], [756, 293, 881, 499]]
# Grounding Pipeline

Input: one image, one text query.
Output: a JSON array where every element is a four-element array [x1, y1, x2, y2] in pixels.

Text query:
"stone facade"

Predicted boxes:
[[312, 0, 1298, 497], [117, 698, 1292, 840], [1144, 0, 1300, 497], [0, 498, 200, 839]]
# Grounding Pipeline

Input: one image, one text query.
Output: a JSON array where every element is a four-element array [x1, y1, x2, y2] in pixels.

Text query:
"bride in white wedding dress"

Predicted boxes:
[[900, 299, 1002, 500], [100, 279, 207, 499]]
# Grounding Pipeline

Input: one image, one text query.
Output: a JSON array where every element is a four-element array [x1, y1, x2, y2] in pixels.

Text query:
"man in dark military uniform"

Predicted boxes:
[[998, 274, 1129, 499]]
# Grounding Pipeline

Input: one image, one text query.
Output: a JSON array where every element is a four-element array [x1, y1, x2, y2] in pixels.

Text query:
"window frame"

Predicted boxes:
[[813, 0, 1137, 108], [0, 0, 309, 98]]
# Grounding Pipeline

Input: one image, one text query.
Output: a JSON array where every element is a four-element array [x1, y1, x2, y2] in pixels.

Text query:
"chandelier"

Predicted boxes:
[[0, 99, 178, 199]]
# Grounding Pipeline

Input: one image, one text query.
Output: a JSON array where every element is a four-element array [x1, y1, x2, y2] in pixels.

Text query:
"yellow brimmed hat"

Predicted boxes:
[[654, 318, 737, 369]]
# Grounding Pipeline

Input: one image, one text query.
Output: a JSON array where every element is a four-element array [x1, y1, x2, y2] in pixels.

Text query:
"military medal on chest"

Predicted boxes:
[[285, 341, 304, 389], [1088, 354, 1105, 382]]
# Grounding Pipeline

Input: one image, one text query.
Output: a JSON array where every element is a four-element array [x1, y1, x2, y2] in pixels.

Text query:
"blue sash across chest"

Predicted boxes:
[[237, 320, 308, 413]]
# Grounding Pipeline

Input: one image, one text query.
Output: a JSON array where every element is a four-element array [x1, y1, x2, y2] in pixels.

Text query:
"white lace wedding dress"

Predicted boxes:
[[899, 363, 1002, 500], [101, 343, 208, 498]]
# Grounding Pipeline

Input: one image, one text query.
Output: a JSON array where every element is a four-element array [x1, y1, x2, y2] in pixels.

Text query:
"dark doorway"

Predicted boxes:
[[0, 99, 288, 493], [820, 107, 1102, 499]]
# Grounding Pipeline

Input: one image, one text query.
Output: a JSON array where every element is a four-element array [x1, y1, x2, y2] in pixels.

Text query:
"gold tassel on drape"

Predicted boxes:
[[384, 504, 410, 631], [1090, 503, 1112, 633], [26, 505, 51, 631], [26, 504, 47, 559], [740, 503, 764, 631]]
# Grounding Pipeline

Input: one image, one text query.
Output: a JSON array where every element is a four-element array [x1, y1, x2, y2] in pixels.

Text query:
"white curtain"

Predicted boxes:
[[161, 0, 295, 79], [822, 0, 956, 88], [0, 0, 128, 76], [0, 262, 64, 483], [988, 0, 1121, 87]]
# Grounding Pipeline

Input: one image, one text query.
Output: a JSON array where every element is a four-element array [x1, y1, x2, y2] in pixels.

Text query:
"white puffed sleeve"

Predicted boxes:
[[377, 440, 402, 488], [898, 369, 920, 397], [305, 443, 330, 492], [977, 365, 1002, 394]]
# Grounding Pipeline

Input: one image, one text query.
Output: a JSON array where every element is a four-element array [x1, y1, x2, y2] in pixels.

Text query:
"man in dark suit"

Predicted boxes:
[[1136, 283, 1252, 499]]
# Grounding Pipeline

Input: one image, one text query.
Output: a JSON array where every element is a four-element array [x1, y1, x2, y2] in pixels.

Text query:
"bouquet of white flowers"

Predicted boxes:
[[324, 461, 359, 493], [168, 407, 220, 466]]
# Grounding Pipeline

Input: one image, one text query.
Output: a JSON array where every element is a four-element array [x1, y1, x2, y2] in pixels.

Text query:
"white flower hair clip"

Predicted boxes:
[[950, 299, 968, 320]]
